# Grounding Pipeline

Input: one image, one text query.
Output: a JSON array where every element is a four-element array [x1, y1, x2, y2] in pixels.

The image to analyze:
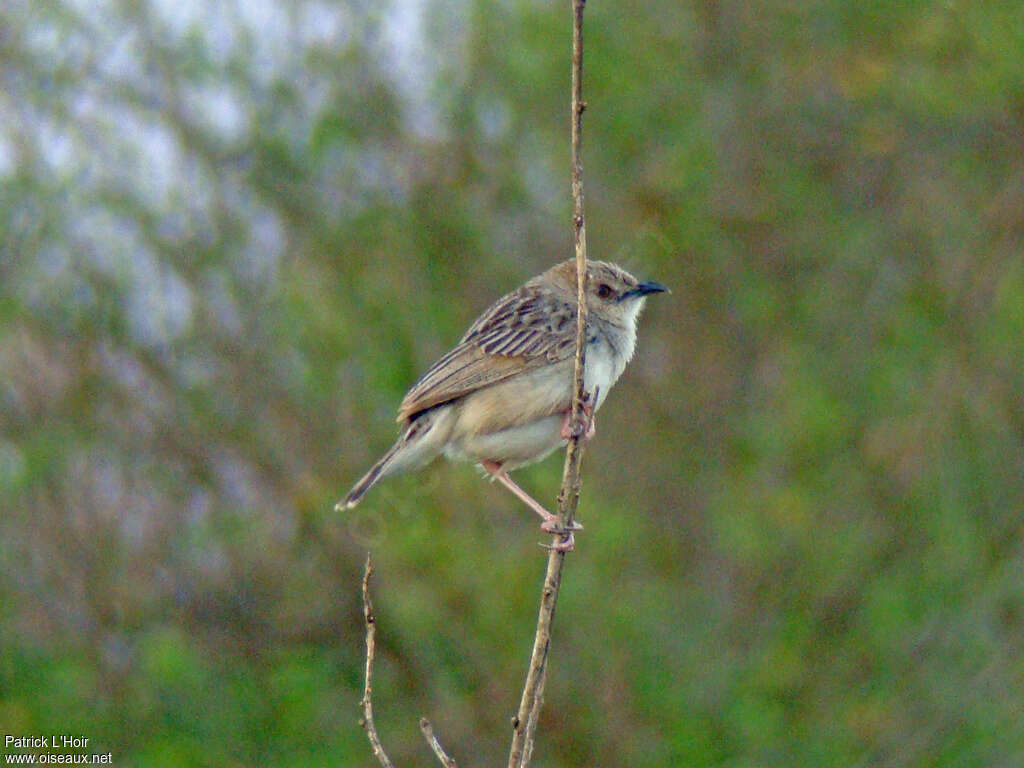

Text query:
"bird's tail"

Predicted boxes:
[[336, 441, 402, 510], [335, 411, 444, 511]]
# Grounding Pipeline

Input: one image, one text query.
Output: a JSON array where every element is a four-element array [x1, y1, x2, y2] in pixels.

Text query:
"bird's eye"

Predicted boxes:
[[597, 283, 614, 299]]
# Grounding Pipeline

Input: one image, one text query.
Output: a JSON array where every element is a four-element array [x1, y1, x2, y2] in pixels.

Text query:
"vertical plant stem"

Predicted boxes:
[[507, 1, 589, 766], [360, 554, 397, 768]]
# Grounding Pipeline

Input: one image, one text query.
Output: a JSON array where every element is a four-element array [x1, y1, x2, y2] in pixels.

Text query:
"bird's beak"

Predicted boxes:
[[620, 280, 669, 301], [637, 280, 669, 296]]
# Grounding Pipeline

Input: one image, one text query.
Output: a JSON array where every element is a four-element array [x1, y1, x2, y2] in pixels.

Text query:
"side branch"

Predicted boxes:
[[507, 1, 589, 766], [360, 555, 459, 768], [361, 554, 396, 768], [420, 718, 458, 768]]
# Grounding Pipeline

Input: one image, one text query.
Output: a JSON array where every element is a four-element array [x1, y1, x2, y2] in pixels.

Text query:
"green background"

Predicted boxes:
[[2, 0, 1023, 765]]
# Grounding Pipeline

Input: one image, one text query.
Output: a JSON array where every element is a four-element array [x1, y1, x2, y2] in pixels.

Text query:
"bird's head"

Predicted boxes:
[[545, 259, 668, 327]]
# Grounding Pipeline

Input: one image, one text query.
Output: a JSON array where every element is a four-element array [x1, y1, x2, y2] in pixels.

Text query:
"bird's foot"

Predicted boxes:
[[540, 516, 584, 533], [540, 534, 576, 552], [560, 387, 599, 441], [539, 515, 582, 552]]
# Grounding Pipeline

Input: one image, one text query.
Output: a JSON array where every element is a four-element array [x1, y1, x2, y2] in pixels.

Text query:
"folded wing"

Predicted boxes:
[[397, 286, 578, 422]]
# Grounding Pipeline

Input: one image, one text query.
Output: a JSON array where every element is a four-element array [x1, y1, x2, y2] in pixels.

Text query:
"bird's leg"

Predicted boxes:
[[560, 386, 599, 441], [480, 460, 581, 551]]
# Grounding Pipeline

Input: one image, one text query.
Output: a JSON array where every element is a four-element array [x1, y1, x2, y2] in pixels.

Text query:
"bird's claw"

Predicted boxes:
[[540, 518, 583, 533], [539, 534, 576, 552], [538, 517, 581, 551], [561, 387, 599, 441]]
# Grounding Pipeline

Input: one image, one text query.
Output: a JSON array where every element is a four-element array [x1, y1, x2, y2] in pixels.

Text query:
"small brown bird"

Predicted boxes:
[[338, 259, 667, 549]]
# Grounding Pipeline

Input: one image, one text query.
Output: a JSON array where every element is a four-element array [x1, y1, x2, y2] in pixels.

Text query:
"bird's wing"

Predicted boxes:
[[396, 286, 578, 422]]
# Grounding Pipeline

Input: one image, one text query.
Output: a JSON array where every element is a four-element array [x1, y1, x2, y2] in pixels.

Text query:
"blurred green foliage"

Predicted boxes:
[[2, 0, 1023, 765]]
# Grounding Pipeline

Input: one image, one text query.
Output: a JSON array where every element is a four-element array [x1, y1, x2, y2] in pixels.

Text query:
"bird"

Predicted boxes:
[[337, 259, 667, 550]]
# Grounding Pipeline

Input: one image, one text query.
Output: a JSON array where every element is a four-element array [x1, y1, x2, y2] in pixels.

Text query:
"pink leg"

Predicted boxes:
[[481, 460, 581, 551]]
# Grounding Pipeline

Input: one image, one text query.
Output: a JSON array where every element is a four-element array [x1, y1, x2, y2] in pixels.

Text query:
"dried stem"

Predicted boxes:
[[419, 718, 458, 768], [360, 554, 396, 768], [361, 555, 457, 767], [507, 1, 589, 766]]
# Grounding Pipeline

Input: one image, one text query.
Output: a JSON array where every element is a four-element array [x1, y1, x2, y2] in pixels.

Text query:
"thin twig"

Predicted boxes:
[[420, 718, 459, 768], [360, 554, 459, 767], [508, 1, 590, 766], [360, 554, 396, 768]]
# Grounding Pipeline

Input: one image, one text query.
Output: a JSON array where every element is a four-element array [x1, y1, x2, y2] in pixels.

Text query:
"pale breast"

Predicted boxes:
[[584, 319, 636, 410]]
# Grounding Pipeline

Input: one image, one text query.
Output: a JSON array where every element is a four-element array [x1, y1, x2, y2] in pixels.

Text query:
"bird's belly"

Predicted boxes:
[[443, 414, 565, 470]]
